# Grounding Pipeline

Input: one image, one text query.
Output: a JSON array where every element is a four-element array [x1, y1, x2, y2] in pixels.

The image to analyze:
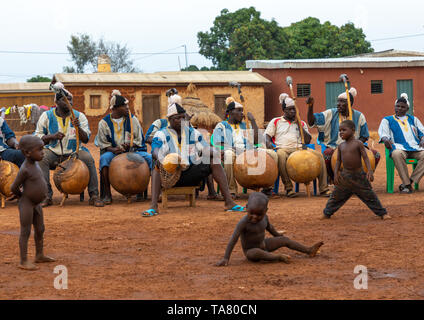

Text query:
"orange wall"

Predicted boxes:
[[254, 67, 424, 131]]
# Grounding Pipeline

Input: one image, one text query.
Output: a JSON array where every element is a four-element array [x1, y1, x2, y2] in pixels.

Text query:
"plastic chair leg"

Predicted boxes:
[[412, 163, 419, 190], [273, 177, 279, 194]]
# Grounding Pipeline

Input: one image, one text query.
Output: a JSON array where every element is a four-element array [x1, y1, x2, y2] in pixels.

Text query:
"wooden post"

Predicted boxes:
[[305, 183, 311, 198], [1, 195, 5, 209], [60, 194, 67, 207]]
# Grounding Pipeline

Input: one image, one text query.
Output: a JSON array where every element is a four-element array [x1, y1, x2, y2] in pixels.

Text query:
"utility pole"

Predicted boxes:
[[178, 56, 182, 71], [183, 45, 188, 69]]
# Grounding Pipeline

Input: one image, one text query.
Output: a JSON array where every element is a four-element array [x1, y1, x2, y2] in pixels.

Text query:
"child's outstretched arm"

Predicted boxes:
[[334, 147, 342, 185], [10, 169, 27, 198], [216, 219, 245, 266], [265, 217, 283, 237], [359, 142, 374, 182]]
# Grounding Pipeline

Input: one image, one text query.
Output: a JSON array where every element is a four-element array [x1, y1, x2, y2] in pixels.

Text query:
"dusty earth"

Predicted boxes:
[[1, 137, 424, 300]]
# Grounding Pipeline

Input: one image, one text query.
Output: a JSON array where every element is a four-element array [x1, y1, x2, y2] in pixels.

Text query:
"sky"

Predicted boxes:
[[0, 0, 423, 83]]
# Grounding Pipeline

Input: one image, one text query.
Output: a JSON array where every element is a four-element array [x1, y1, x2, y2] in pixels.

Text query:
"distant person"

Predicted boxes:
[[307, 88, 380, 181], [0, 117, 25, 167], [11, 135, 56, 270], [216, 192, 324, 266], [265, 93, 330, 197], [378, 93, 424, 194], [96, 90, 152, 204], [34, 82, 104, 207], [323, 120, 390, 220]]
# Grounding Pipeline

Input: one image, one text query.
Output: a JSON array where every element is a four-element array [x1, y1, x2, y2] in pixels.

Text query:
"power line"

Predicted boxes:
[[0, 50, 200, 56], [370, 33, 424, 42]]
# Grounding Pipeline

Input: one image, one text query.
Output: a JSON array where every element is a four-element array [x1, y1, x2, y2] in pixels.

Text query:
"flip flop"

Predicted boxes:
[[141, 209, 159, 217], [226, 205, 246, 212]]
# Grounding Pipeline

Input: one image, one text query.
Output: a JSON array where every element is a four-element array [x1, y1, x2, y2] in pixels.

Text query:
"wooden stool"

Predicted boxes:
[[162, 186, 197, 209]]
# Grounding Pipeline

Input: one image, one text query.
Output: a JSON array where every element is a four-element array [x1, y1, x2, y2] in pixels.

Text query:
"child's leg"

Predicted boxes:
[[245, 248, 290, 263], [353, 174, 388, 218], [18, 198, 37, 270], [323, 183, 353, 218], [33, 205, 55, 263], [264, 236, 323, 257]]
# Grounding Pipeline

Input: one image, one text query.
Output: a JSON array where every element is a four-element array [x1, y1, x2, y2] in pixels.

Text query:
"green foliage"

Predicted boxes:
[[26, 75, 51, 82], [198, 7, 287, 70], [63, 34, 138, 73], [284, 18, 373, 59], [198, 9, 373, 70], [181, 65, 216, 71]]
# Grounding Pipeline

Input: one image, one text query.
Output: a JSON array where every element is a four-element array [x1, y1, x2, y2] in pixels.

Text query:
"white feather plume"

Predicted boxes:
[[349, 87, 357, 97], [279, 93, 289, 104]]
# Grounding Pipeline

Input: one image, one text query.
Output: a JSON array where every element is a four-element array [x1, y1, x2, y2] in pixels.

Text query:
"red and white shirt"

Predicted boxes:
[[265, 117, 309, 149]]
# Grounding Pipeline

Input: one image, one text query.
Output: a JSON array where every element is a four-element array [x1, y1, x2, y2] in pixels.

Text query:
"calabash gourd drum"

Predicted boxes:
[[331, 147, 375, 173], [0, 160, 19, 197], [109, 152, 150, 196], [53, 158, 90, 195], [234, 149, 278, 189], [286, 149, 321, 184]]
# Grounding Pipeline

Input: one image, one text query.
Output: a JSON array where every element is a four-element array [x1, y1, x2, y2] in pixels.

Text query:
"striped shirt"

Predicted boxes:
[[313, 108, 369, 148]]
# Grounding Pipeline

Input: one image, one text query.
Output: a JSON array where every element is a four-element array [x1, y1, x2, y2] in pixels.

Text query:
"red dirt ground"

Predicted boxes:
[[1, 138, 424, 300]]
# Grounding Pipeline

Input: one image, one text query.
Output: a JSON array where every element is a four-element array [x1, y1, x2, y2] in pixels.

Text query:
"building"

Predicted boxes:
[[247, 53, 424, 130], [51, 71, 271, 137], [0, 82, 54, 107]]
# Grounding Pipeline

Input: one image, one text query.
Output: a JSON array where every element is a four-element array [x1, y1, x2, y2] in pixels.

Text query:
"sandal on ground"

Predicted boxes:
[[286, 190, 298, 198], [41, 198, 53, 208], [399, 184, 413, 194], [89, 197, 105, 207], [320, 190, 332, 197], [226, 205, 246, 212], [141, 209, 159, 217]]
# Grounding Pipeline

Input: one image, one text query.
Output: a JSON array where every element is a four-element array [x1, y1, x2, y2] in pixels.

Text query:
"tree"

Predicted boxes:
[[197, 9, 373, 70], [197, 7, 288, 70], [27, 75, 51, 82], [63, 34, 138, 73], [284, 17, 373, 59], [65, 34, 97, 73]]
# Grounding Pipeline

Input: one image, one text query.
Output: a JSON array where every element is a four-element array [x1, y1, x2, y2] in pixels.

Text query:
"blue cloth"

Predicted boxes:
[[102, 114, 147, 152], [145, 119, 168, 141], [0, 148, 25, 167], [100, 151, 152, 170], [212, 120, 249, 150], [314, 108, 369, 148], [383, 115, 423, 153], [0, 119, 15, 152], [151, 126, 207, 165], [43, 109, 89, 153]]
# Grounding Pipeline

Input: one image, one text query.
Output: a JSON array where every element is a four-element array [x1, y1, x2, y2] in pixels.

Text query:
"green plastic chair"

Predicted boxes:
[[385, 147, 419, 193]]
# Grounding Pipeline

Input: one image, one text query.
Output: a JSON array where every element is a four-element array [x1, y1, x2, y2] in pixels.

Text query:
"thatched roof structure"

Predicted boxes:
[[181, 83, 222, 132]]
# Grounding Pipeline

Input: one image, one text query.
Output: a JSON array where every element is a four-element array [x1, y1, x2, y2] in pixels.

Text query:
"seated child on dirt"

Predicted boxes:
[[323, 120, 391, 220], [216, 192, 323, 266], [10, 135, 56, 270]]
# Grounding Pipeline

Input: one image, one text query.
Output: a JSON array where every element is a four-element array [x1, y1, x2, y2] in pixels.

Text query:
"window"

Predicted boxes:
[[90, 95, 101, 109], [371, 80, 383, 94], [297, 84, 311, 97], [214, 94, 230, 120]]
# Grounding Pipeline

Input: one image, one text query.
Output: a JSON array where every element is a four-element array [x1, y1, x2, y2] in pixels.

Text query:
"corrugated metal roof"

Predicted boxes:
[[53, 71, 272, 85], [0, 82, 52, 93], [246, 56, 424, 69]]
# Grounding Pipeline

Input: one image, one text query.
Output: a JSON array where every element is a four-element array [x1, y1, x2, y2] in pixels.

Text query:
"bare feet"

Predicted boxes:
[[19, 261, 38, 270], [34, 255, 56, 263], [381, 214, 392, 220], [308, 241, 324, 257], [279, 254, 291, 263]]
